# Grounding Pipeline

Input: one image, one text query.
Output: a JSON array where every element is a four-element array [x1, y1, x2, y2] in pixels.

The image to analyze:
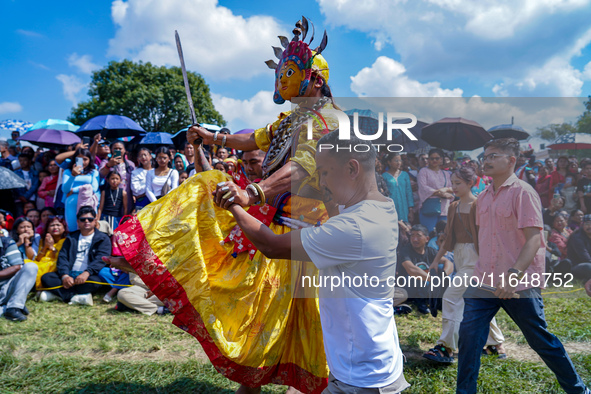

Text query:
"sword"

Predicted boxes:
[[175, 30, 201, 145]]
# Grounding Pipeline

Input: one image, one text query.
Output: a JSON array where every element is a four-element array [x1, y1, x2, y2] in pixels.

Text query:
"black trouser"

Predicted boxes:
[[573, 262, 591, 282], [41, 272, 103, 302]]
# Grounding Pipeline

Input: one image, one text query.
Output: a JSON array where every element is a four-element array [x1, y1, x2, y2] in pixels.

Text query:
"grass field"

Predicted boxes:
[[1, 287, 590, 393]]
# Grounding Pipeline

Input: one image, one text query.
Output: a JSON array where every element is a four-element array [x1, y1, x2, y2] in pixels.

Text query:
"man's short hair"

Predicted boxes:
[[316, 129, 377, 172], [243, 149, 265, 158], [483, 138, 520, 158], [410, 224, 429, 238], [77, 206, 96, 219]]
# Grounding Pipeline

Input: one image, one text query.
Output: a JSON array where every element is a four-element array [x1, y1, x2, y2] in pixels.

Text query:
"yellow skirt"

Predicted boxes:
[[114, 170, 328, 393]]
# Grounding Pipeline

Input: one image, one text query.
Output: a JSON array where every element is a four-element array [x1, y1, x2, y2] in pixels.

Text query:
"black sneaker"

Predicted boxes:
[[22, 306, 29, 315], [416, 302, 431, 315], [4, 308, 27, 322], [115, 301, 134, 313], [394, 304, 412, 315]]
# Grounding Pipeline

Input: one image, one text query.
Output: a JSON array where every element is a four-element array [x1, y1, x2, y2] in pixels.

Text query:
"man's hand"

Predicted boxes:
[[495, 273, 518, 300], [213, 181, 253, 209], [585, 278, 591, 297], [62, 275, 75, 289], [74, 271, 90, 285], [188, 125, 214, 146]]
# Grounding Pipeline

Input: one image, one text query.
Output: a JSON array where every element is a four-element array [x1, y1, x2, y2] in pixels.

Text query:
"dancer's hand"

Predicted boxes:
[[213, 181, 253, 209], [103, 256, 136, 274], [188, 125, 213, 146]]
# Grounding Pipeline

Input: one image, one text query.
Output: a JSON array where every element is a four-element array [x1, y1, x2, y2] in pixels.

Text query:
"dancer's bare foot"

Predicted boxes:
[[102, 256, 136, 274], [235, 385, 261, 394]]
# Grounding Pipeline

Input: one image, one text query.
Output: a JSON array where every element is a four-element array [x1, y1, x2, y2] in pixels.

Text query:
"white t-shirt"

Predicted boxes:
[[130, 167, 149, 197], [145, 168, 179, 202], [72, 233, 94, 272], [300, 199, 403, 388]]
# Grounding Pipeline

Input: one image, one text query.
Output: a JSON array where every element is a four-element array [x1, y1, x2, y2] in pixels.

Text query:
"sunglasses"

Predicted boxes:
[[78, 217, 95, 222]]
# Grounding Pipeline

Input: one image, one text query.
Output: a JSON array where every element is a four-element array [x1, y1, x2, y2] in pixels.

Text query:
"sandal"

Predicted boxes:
[[423, 344, 455, 364], [482, 345, 507, 359]]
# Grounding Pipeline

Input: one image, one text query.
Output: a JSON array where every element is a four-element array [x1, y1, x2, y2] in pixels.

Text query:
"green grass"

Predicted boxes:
[[0, 288, 590, 393]]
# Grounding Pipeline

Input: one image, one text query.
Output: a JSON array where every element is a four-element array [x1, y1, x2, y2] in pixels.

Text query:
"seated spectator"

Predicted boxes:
[[11, 218, 40, 260], [543, 195, 566, 226], [569, 209, 584, 231], [548, 213, 572, 258], [13, 153, 39, 217], [36, 207, 57, 235], [39, 206, 110, 306], [34, 215, 68, 290], [0, 235, 38, 321], [397, 224, 451, 314], [577, 160, 591, 214], [566, 215, 591, 282], [26, 209, 40, 229], [37, 159, 60, 208], [113, 272, 166, 315]]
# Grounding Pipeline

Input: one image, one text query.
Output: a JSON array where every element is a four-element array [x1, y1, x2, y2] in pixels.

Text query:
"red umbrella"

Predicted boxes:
[[421, 117, 492, 151], [548, 133, 591, 150]]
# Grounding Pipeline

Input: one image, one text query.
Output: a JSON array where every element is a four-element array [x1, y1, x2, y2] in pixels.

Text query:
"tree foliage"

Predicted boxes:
[[576, 95, 591, 134], [536, 122, 576, 141], [68, 60, 225, 133]]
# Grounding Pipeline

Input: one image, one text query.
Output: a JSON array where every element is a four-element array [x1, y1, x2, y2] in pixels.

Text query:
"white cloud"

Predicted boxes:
[[107, 0, 288, 81], [350, 56, 463, 97], [56, 75, 86, 106], [0, 102, 23, 114], [68, 53, 99, 75], [318, 0, 591, 95], [16, 29, 44, 38], [212, 91, 290, 131]]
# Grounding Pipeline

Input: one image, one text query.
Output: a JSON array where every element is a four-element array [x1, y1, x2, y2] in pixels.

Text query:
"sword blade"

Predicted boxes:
[[175, 30, 198, 125]]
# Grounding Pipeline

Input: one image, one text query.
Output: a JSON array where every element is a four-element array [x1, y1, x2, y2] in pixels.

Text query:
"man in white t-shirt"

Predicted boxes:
[[214, 130, 409, 393]]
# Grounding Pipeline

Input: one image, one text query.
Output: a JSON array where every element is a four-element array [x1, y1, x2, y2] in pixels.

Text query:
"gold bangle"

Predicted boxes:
[[252, 183, 265, 206]]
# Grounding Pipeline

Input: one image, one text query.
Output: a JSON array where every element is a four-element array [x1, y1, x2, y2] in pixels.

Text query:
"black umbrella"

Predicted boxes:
[[391, 119, 430, 153], [0, 167, 27, 190], [76, 115, 145, 139], [488, 123, 530, 141], [422, 117, 492, 151]]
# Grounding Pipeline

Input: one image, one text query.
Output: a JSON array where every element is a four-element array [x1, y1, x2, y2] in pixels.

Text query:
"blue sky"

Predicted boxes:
[[2, 0, 591, 133]]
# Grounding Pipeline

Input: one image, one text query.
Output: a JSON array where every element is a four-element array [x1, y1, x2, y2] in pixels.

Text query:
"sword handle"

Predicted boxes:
[[190, 123, 202, 147]]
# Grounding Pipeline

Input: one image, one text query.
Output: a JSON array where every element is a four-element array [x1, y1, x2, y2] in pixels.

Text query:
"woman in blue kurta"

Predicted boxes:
[[61, 148, 100, 231], [382, 152, 414, 222]]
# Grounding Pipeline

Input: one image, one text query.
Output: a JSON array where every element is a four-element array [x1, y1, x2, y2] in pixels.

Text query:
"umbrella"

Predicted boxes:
[[0, 119, 33, 133], [76, 115, 145, 139], [18, 128, 81, 149], [548, 133, 591, 150], [0, 167, 27, 190], [172, 123, 221, 148], [421, 117, 492, 151], [29, 119, 79, 132], [391, 119, 430, 153], [139, 132, 174, 151], [488, 124, 529, 141]]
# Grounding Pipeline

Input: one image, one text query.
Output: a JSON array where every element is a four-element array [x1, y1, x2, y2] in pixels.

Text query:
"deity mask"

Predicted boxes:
[[265, 17, 329, 104]]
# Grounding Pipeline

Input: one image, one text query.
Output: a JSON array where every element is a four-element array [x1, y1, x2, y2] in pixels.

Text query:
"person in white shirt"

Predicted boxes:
[[213, 130, 409, 393], [145, 147, 178, 202], [130, 147, 153, 210]]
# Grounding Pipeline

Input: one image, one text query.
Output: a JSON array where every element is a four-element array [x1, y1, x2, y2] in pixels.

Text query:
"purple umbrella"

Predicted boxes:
[[234, 129, 254, 135], [18, 128, 81, 148], [421, 117, 492, 151]]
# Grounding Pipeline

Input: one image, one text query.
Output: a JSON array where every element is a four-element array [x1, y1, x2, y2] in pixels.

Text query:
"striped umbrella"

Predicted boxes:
[[548, 133, 591, 150]]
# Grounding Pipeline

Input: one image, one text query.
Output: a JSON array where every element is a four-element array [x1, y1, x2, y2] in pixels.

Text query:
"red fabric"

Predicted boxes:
[[222, 204, 277, 259], [549, 170, 565, 193], [536, 175, 551, 208], [115, 216, 327, 394]]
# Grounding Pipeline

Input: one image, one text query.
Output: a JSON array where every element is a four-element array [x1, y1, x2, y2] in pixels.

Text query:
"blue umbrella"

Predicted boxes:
[[139, 132, 174, 150], [77, 115, 145, 139], [29, 119, 79, 132], [18, 128, 81, 148]]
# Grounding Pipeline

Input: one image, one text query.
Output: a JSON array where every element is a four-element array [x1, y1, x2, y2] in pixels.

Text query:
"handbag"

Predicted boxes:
[[421, 171, 448, 217], [159, 169, 174, 197]]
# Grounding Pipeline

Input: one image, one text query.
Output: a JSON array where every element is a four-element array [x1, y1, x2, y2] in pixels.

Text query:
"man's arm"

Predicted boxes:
[[87, 234, 111, 276], [56, 237, 72, 278], [495, 227, 541, 298], [257, 162, 309, 202], [0, 241, 24, 280], [401, 260, 429, 280], [228, 205, 310, 261], [188, 126, 259, 152]]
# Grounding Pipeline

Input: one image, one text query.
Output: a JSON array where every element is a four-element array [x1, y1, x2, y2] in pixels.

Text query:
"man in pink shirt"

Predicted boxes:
[[457, 138, 589, 394]]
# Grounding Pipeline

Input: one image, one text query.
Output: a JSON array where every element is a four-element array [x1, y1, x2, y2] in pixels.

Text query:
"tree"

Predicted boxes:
[[576, 95, 591, 134], [535, 122, 576, 141], [68, 60, 225, 133]]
